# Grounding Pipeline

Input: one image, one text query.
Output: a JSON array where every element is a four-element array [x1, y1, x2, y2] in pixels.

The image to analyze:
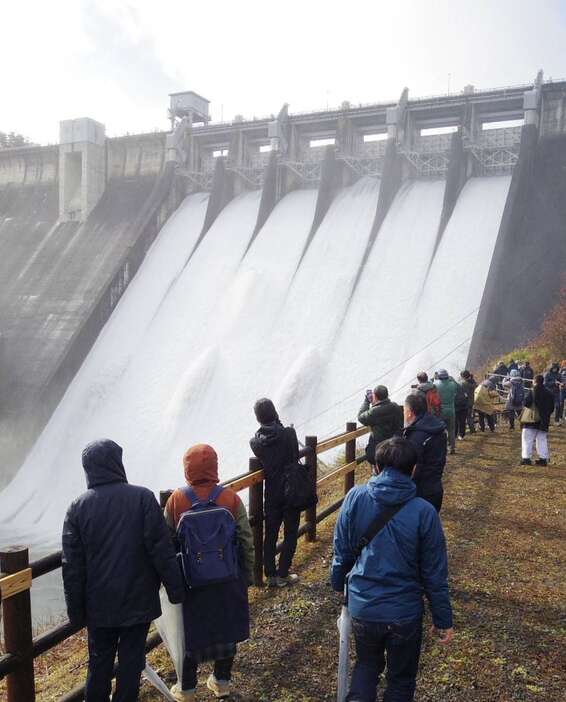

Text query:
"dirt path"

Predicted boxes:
[[14, 425, 566, 701]]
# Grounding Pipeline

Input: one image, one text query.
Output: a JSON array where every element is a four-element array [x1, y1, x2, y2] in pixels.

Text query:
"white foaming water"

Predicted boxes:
[[0, 174, 512, 626], [395, 175, 511, 391], [0, 191, 264, 547], [310, 179, 446, 439]]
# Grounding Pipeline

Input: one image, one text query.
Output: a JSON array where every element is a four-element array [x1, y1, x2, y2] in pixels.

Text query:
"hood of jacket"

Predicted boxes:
[[82, 439, 127, 489], [405, 412, 446, 436], [253, 421, 287, 447], [367, 468, 417, 507], [183, 444, 219, 485], [417, 381, 435, 393]]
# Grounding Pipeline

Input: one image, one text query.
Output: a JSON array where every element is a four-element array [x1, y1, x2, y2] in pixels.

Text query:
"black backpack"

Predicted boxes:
[[283, 462, 318, 511]]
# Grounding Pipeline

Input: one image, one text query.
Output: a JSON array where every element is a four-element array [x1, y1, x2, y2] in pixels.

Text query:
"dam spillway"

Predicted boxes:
[[1, 76, 566, 568]]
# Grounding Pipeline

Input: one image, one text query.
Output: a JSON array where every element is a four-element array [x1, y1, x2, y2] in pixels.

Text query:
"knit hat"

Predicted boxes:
[[183, 444, 219, 485], [437, 369, 449, 380]]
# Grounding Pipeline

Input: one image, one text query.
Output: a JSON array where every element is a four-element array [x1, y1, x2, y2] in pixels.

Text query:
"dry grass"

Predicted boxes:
[[2, 426, 565, 701]]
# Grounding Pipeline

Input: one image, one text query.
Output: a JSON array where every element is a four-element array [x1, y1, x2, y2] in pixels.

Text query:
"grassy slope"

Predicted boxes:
[[3, 426, 565, 701]]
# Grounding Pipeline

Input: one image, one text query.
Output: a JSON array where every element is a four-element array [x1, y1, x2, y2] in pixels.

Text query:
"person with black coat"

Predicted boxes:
[[250, 398, 301, 588], [403, 393, 447, 512], [62, 439, 185, 702], [521, 375, 555, 466]]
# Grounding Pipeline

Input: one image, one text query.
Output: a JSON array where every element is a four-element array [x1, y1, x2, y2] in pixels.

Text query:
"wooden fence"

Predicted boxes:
[[0, 423, 370, 702]]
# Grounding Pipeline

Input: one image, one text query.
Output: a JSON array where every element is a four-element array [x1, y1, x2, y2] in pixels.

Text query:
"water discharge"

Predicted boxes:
[[0, 174, 512, 619]]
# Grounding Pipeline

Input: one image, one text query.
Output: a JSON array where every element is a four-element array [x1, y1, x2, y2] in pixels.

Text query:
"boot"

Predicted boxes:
[[206, 674, 231, 699]]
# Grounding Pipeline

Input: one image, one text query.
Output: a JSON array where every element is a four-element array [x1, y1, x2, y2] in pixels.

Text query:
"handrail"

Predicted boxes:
[[0, 420, 366, 701]]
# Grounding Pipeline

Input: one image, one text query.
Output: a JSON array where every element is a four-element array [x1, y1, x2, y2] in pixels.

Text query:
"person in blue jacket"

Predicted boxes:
[[332, 437, 453, 702]]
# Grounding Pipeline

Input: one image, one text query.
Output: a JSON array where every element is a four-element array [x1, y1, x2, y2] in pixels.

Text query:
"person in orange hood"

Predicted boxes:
[[165, 445, 254, 702]]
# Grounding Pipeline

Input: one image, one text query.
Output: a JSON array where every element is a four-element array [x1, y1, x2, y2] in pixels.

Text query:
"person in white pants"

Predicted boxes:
[[521, 375, 555, 467]]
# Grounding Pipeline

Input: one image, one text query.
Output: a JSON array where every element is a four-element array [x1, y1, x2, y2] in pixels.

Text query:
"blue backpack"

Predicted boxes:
[[176, 485, 239, 589]]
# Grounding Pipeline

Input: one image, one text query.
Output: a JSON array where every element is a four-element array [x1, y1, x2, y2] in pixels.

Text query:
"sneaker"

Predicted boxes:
[[267, 576, 288, 588], [170, 683, 196, 701], [207, 674, 231, 698], [520, 458, 532, 466], [277, 573, 300, 586], [535, 458, 548, 466], [457, 436, 464, 441]]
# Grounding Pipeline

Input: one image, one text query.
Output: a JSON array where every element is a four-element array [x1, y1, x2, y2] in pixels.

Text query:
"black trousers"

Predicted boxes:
[[420, 491, 443, 513], [86, 622, 150, 702], [182, 656, 234, 691], [264, 504, 300, 578], [455, 409, 469, 438], [477, 412, 495, 432]]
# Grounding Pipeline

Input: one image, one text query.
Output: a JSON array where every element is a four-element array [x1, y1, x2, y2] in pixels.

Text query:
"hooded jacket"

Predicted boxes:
[[503, 374, 525, 411], [250, 422, 299, 507], [164, 444, 253, 653], [474, 382, 500, 415], [358, 398, 403, 444], [403, 413, 447, 497], [523, 385, 555, 432], [62, 439, 184, 628], [544, 367, 561, 397], [434, 377, 458, 416], [331, 469, 452, 629]]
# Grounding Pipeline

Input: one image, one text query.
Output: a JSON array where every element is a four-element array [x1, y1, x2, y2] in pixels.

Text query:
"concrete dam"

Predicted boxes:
[[1, 73, 566, 562]]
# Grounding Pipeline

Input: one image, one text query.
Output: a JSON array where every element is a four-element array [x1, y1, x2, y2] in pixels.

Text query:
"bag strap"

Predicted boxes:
[[207, 484, 224, 504], [353, 502, 407, 558], [182, 485, 200, 507], [182, 484, 225, 508]]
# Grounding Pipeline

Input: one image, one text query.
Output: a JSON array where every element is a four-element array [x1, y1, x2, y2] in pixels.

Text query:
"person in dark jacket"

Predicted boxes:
[[165, 444, 253, 701], [332, 437, 453, 702], [544, 363, 562, 425], [521, 375, 555, 466], [503, 369, 525, 430], [460, 370, 477, 434], [520, 361, 534, 383], [358, 385, 403, 466], [62, 439, 185, 702], [403, 393, 447, 512], [250, 398, 301, 587]]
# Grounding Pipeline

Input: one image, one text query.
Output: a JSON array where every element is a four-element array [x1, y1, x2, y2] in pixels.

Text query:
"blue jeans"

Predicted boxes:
[[347, 617, 422, 702]]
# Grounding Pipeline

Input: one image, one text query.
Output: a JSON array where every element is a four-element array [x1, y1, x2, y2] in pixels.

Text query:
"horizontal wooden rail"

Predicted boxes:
[[1, 421, 369, 701], [317, 426, 369, 454], [0, 569, 32, 601], [316, 460, 357, 488]]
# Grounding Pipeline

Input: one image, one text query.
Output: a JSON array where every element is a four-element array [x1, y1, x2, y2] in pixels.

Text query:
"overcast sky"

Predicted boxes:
[[2, 0, 566, 144]]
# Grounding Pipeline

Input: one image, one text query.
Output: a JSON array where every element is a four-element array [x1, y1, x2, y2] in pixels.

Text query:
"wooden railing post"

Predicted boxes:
[[305, 435, 318, 542], [344, 421, 357, 495], [248, 457, 264, 586], [0, 547, 35, 702]]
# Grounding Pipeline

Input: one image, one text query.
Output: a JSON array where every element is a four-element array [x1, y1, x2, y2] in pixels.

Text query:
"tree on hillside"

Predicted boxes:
[[0, 131, 34, 148], [537, 283, 566, 361]]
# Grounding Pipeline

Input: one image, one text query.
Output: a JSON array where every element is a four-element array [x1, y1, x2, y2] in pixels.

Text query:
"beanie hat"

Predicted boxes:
[[183, 444, 218, 485]]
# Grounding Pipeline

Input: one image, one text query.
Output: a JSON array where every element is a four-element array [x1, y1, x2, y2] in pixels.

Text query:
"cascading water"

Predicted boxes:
[[0, 173, 513, 625]]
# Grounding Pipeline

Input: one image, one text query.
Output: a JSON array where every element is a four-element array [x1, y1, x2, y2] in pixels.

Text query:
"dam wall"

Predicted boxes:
[[2, 75, 566, 483], [0, 129, 177, 483]]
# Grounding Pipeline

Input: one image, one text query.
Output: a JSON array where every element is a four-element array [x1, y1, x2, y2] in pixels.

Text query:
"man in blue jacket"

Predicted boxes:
[[332, 437, 453, 702]]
